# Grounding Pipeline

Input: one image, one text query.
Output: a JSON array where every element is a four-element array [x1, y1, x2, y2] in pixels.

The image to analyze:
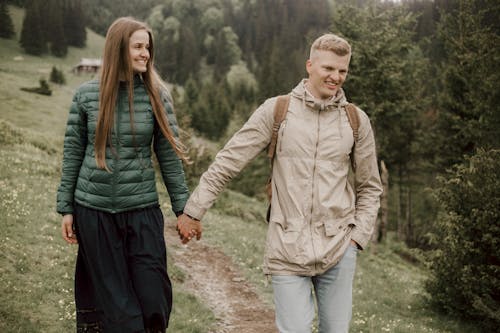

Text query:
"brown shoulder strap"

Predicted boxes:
[[267, 94, 290, 160], [345, 103, 360, 170], [345, 103, 360, 143]]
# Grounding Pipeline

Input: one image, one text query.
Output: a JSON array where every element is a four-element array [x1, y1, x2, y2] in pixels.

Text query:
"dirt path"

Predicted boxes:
[[164, 222, 277, 333]]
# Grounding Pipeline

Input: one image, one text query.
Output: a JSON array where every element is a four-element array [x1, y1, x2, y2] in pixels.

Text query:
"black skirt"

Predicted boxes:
[[73, 203, 172, 333]]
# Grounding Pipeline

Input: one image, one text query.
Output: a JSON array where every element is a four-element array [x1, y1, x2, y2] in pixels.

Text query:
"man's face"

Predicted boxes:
[[306, 50, 350, 99]]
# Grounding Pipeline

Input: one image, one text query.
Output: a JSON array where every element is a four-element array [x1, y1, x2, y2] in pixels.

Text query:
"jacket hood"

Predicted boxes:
[[291, 79, 348, 111]]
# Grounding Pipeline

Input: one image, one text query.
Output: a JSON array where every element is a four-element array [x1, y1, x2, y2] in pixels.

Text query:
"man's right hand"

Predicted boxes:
[[176, 214, 202, 244]]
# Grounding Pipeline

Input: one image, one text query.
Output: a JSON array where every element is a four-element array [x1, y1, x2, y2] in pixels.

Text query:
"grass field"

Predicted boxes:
[[0, 5, 481, 333]]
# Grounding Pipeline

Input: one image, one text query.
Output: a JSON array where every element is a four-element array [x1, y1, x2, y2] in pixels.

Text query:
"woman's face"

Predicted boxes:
[[129, 29, 150, 73]]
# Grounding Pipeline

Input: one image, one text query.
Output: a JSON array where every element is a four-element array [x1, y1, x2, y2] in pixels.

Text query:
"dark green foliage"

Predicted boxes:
[[432, 0, 500, 170], [403, 0, 455, 63], [83, 0, 163, 36], [6, 0, 25, 6], [238, 0, 330, 99], [19, 0, 86, 56], [47, 0, 67, 57], [176, 26, 200, 84], [148, 0, 329, 96], [150, 2, 204, 85], [190, 82, 231, 141], [19, 0, 47, 55], [213, 26, 241, 80], [20, 78, 52, 96], [426, 149, 500, 331], [63, 0, 86, 47], [427, 0, 500, 322], [334, 1, 422, 170], [0, 2, 15, 39], [49, 66, 66, 85]]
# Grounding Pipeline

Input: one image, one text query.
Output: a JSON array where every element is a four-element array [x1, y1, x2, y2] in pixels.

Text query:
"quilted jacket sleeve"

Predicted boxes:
[[56, 90, 87, 215], [153, 96, 189, 214]]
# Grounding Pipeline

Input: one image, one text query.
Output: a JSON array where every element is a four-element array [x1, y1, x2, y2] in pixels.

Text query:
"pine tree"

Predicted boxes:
[[50, 66, 66, 84], [214, 26, 242, 80], [433, 0, 500, 170], [154, 15, 181, 82], [427, 149, 500, 330], [63, 0, 86, 47], [20, 0, 47, 55], [176, 26, 199, 83], [0, 2, 15, 39], [181, 76, 200, 129], [47, 0, 68, 57]]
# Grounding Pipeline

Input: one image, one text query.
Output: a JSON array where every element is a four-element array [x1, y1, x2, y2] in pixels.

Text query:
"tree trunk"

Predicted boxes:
[[397, 164, 405, 240], [406, 176, 413, 246], [371, 160, 389, 254]]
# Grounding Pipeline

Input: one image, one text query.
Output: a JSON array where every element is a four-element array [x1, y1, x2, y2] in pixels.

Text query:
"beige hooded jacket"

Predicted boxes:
[[184, 80, 383, 276]]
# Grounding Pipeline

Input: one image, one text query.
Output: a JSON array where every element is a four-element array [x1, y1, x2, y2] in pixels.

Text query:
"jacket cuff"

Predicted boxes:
[[57, 203, 74, 216], [60, 212, 73, 217], [351, 227, 369, 250], [183, 201, 206, 221]]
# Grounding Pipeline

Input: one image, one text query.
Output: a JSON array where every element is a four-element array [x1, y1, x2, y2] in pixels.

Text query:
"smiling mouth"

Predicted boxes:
[[325, 82, 338, 89]]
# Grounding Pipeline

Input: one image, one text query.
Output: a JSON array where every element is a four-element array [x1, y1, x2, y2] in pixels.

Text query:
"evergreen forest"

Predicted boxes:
[[3, 0, 500, 330]]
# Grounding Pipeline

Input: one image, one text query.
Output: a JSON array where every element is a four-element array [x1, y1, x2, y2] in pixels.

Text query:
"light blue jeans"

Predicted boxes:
[[271, 244, 358, 333]]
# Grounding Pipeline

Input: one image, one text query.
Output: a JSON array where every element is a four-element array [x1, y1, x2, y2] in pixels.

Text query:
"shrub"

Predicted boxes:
[[50, 66, 66, 85], [20, 78, 52, 96], [426, 149, 500, 330]]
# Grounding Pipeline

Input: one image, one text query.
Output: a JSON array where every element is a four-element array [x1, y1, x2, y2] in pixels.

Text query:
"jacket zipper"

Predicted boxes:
[[309, 108, 321, 273], [111, 96, 123, 213], [278, 119, 287, 153]]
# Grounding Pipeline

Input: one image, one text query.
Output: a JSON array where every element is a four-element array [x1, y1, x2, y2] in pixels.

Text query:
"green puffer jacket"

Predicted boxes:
[[56, 76, 189, 215]]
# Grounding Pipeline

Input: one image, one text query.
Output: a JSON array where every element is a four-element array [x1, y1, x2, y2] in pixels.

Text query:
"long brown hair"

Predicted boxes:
[[95, 17, 187, 171]]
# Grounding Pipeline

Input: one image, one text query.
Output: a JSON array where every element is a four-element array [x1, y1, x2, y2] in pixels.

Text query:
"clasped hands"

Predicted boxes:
[[176, 213, 202, 244]]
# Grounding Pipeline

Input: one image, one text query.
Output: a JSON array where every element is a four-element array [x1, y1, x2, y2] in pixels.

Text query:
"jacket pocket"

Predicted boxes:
[[323, 216, 353, 237], [267, 217, 306, 266]]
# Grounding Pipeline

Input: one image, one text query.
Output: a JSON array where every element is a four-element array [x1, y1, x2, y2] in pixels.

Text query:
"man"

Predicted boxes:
[[177, 33, 383, 333]]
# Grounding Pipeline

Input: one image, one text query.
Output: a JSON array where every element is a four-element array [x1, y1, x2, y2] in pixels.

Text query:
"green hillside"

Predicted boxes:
[[0, 5, 481, 333]]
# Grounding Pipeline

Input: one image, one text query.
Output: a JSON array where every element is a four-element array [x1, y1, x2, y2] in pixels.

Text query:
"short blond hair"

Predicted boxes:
[[310, 33, 351, 58]]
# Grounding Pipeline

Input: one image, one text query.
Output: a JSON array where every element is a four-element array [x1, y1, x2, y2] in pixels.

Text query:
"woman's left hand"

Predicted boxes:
[[61, 214, 78, 244]]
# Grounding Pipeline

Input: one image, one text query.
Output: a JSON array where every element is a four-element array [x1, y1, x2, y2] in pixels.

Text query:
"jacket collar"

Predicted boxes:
[[291, 79, 348, 111], [119, 74, 144, 89]]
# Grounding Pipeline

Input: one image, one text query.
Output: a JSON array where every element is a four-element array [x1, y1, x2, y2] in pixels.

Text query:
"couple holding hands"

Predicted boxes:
[[58, 16, 381, 333]]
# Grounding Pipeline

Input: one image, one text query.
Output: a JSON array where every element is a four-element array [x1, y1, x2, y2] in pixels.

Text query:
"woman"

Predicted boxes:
[[57, 17, 189, 333]]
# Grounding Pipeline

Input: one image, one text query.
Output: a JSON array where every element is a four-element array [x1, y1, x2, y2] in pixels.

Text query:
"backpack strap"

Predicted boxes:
[[265, 95, 290, 211], [267, 94, 291, 161], [345, 103, 360, 170]]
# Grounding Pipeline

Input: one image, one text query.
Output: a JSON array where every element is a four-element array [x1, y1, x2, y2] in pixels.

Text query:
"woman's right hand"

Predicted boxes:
[[61, 214, 78, 244], [176, 214, 202, 244]]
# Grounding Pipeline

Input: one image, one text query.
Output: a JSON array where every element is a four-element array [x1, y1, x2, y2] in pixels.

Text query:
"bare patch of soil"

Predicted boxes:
[[164, 222, 277, 333]]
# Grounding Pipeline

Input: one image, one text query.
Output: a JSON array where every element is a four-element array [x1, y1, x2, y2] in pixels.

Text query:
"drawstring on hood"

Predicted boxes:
[[292, 79, 349, 138]]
